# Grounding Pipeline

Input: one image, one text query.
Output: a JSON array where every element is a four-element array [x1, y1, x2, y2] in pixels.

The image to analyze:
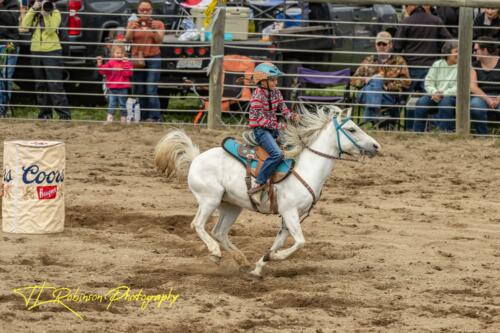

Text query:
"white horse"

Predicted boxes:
[[154, 106, 381, 277]]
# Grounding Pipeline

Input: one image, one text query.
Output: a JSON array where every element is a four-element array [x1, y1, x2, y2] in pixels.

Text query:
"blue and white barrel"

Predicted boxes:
[[2, 141, 65, 234]]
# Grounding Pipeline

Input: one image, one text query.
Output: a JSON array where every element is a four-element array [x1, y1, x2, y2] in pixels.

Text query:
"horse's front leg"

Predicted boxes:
[[250, 210, 304, 277]]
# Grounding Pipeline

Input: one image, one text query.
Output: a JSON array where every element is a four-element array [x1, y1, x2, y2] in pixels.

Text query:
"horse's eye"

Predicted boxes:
[[347, 128, 356, 133]]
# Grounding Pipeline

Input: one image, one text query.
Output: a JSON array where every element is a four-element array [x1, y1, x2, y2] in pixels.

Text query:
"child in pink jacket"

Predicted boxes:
[[97, 44, 133, 124]]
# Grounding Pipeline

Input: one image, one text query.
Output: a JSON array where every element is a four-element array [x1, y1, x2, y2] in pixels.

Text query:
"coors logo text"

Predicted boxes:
[[22, 165, 64, 185], [3, 169, 13, 183]]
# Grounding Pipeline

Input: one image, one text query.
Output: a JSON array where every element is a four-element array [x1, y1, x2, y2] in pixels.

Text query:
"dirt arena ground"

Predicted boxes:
[[0, 121, 499, 332]]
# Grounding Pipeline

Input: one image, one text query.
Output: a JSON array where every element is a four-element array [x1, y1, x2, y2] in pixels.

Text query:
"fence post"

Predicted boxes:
[[208, 5, 226, 129], [456, 7, 473, 135]]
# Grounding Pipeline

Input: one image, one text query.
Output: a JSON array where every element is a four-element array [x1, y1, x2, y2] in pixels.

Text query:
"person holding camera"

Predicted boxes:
[[0, 0, 20, 117], [125, 0, 165, 122], [20, 0, 71, 120]]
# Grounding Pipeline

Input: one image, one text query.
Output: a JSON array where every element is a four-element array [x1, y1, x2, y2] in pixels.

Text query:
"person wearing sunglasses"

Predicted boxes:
[[351, 31, 411, 127], [470, 37, 500, 135], [125, 0, 165, 122]]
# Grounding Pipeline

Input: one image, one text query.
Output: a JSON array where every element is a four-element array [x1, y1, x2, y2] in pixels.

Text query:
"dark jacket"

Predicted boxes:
[[473, 12, 500, 41], [393, 6, 452, 67], [0, 0, 20, 43], [435, 7, 459, 37]]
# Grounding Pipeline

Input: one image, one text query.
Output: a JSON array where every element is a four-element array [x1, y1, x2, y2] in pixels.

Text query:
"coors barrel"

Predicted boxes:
[[2, 141, 65, 234]]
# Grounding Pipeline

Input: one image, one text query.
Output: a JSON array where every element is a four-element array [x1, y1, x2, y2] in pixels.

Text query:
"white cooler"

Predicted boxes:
[[2, 141, 65, 234], [192, 7, 250, 41]]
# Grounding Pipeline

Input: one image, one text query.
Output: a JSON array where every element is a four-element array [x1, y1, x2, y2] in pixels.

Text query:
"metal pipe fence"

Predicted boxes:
[[0, 4, 499, 136]]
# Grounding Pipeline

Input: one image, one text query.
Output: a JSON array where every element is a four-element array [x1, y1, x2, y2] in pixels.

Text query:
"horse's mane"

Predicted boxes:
[[283, 105, 341, 159]]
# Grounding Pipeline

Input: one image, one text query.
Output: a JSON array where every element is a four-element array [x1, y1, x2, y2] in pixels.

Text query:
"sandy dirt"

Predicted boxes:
[[0, 121, 499, 333]]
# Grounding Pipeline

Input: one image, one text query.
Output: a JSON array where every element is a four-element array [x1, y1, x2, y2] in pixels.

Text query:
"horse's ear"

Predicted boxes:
[[344, 107, 353, 118], [328, 105, 342, 118], [298, 102, 308, 114]]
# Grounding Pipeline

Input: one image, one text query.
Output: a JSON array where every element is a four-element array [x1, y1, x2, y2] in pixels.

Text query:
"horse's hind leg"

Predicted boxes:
[[211, 202, 248, 266], [191, 200, 223, 263]]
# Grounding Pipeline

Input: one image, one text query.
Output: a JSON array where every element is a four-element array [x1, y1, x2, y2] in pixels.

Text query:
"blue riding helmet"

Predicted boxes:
[[253, 62, 283, 83]]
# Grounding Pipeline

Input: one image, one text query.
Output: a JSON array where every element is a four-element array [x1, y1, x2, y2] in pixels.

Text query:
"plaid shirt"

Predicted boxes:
[[249, 86, 291, 130]]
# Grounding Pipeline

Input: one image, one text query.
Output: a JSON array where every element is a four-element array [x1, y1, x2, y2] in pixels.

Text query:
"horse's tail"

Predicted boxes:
[[154, 129, 200, 180]]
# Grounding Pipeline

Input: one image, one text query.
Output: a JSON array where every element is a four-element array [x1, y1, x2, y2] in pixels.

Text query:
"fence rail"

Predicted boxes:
[[0, 4, 499, 136]]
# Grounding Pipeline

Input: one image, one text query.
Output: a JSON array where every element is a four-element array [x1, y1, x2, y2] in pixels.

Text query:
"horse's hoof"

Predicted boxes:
[[209, 254, 222, 265], [247, 271, 263, 281], [239, 266, 263, 281], [249, 270, 262, 278]]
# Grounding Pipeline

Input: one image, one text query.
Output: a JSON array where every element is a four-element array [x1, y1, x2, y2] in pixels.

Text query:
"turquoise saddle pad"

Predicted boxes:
[[222, 137, 294, 174]]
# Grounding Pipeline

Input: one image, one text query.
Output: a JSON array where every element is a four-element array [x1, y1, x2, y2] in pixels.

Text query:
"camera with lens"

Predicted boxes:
[[41, 0, 55, 12], [31, 0, 55, 12], [42, 0, 56, 13], [138, 18, 153, 28]]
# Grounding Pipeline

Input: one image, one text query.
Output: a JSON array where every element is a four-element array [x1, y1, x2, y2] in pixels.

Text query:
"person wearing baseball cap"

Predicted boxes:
[[351, 31, 411, 128], [375, 31, 392, 45]]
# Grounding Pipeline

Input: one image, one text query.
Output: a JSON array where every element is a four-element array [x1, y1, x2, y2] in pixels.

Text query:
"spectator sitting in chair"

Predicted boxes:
[[413, 41, 458, 132], [351, 31, 411, 126], [470, 37, 500, 135], [393, 5, 452, 130]]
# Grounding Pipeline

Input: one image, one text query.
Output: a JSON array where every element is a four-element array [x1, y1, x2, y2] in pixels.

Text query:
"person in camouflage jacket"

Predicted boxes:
[[351, 31, 411, 124]]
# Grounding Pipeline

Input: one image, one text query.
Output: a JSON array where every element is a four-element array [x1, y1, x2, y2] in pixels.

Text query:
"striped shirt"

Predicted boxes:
[[248, 86, 291, 130]]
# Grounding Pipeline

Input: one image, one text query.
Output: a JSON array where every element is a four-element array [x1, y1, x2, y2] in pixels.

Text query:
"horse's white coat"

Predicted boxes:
[[154, 106, 381, 277]]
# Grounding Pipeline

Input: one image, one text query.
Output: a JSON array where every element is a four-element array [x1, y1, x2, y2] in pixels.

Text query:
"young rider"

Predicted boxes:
[[247, 62, 300, 194]]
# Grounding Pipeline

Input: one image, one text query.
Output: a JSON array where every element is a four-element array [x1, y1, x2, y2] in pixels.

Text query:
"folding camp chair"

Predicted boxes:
[[190, 54, 255, 125], [245, 0, 301, 31], [293, 67, 351, 112], [355, 88, 408, 130]]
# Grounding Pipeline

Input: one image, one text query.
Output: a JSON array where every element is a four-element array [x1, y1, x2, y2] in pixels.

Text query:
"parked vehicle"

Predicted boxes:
[[13, 1, 397, 107]]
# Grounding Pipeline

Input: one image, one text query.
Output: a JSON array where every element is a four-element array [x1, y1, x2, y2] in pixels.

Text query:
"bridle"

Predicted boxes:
[[293, 115, 369, 214], [300, 116, 367, 163]]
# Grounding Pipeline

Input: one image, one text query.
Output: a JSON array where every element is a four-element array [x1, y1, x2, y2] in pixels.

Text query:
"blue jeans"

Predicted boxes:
[[0, 44, 19, 116], [409, 68, 429, 93], [133, 57, 161, 121], [358, 77, 398, 122], [107, 88, 128, 116], [470, 97, 499, 135], [253, 127, 283, 185], [406, 67, 430, 130], [413, 95, 456, 132]]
